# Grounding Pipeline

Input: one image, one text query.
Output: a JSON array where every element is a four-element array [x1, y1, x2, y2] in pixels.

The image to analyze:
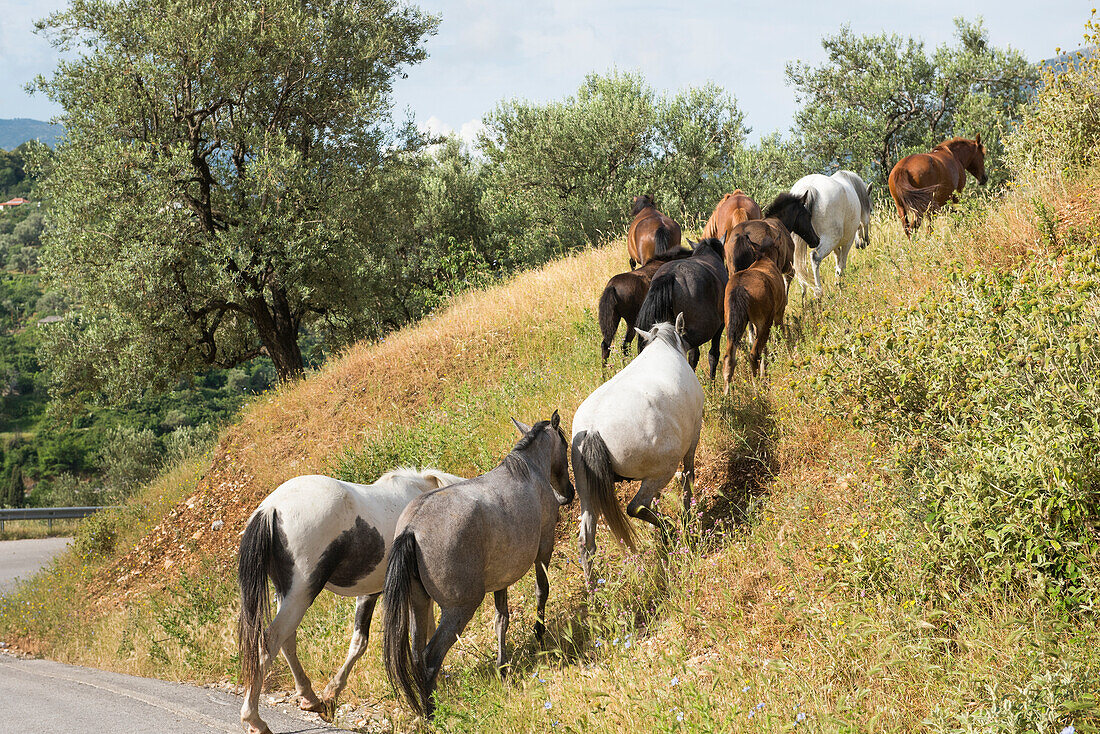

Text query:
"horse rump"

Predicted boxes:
[[382, 531, 429, 715], [722, 284, 751, 387], [635, 271, 675, 337], [574, 430, 635, 550]]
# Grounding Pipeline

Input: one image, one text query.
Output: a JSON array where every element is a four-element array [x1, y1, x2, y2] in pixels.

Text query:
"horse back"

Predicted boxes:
[[629, 207, 682, 265], [703, 190, 762, 240]]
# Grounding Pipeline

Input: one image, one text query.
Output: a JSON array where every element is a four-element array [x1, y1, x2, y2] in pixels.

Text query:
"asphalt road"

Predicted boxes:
[[0, 654, 336, 734], [0, 537, 72, 596]]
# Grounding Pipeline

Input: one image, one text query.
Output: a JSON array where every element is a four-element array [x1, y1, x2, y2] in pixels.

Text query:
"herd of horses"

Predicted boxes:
[[234, 136, 987, 734]]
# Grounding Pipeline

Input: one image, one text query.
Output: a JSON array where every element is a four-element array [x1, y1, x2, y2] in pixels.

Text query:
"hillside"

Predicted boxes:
[[0, 119, 63, 151], [2, 169, 1099, 732]]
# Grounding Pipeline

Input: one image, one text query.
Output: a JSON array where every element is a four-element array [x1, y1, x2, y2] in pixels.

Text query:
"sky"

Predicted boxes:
[[0, 0, 1093, 142]]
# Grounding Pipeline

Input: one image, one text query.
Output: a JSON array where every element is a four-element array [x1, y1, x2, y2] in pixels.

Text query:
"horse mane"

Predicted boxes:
[[631, 195, 655, 216], [933, 137, 981, 153], [504, 421, 566, 479], [649, 321, 685, 351], [692, 237, 724, 259], [764, 191, 807, 219]]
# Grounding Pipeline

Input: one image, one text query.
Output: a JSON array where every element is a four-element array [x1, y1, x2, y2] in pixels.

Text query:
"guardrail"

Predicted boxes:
[[0, 506, 116, 532]]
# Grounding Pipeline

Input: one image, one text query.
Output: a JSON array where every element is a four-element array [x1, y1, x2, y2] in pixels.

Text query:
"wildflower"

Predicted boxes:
[[797, 712, 807, 723], [544, 701, 553, 710], [597, 578, 606, 585], [748, 710, 755, 719], [676, 711, 684, 723], [757, 702, 765, 710], [1060, 727, 1074, 734], [671, 676, 679, 686], [742, 685, 751, 693]]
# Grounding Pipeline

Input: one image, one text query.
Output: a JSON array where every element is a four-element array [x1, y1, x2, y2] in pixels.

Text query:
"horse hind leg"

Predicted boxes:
[[533, 557, 550, 643], [422, 603, 480, 718], [750, 318, 773, 377], [493, 589, 511, 679], [626, 475, 676, 540], [707, 329, 723, 381], [319, 594, 378, 716]]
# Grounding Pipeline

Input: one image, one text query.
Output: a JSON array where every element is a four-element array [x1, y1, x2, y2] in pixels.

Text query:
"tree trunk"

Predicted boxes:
[[248, 288, 304, 382]]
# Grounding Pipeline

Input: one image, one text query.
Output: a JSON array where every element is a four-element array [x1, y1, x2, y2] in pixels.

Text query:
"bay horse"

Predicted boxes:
[[572, 314, 704, 584], [238, 467, 465, 734], [702, 190, 763, 241], [888, 135, 987, 237], [635, 238, 728, 380], [723, 248, 788, 391], [627, 194, 683, 269], [597, 247, 692, 365], [725, 192, 820, 281], [790, 170, 873, 299], [382, 413, 573, 719]]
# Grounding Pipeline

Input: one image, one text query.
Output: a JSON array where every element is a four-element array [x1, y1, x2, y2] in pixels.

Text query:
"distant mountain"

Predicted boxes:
[[0, 118, 64, 151]]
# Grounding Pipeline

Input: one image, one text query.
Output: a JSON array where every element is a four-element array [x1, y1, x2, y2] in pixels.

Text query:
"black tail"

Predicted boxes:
[[723, 284, 751, 386], [597, 285, 621, 364], [574, 431, 635, 550], [653, 224, 671, 256], [382, 531, 427, 715], [238, 509, 275, 689], [635, 272, 675, 337]]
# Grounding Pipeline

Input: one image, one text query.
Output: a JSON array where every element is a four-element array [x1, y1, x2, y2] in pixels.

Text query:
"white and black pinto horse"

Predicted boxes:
[[571, 315, 704, 585], [790, 170, 873, 299], [237, 467, 464, 734]]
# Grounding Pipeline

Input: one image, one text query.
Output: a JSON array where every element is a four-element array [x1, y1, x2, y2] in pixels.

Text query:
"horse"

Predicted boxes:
[[789, 170, 873, 300], [627, 194, 683, 269], [727, 192, 821, 281], [597, 247, 692, 365], [635, 238, 727, 380], [701, 190, 763, 241], [572, 314, 704, 584], [382, 413, 573, 719], [237, 467, 465, 734], [722, 251, 788, 391], [888, 136, 986, 237]]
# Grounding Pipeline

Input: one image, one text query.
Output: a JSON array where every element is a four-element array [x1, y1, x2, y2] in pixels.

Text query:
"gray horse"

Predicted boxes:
[[382, 412, 574, 718]]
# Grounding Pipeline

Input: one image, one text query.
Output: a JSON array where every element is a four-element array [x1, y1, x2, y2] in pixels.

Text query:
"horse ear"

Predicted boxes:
[[686, 238, 696, 248], [866, 182, 873, 195], [511, 417, 532, 436], [675, 312, 686, 336], [974, 133, 981, 145], [550, 410, 560, 430]]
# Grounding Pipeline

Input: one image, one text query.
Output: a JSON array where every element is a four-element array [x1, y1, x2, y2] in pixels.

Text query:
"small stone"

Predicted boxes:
[[211, 519, 224, 531]]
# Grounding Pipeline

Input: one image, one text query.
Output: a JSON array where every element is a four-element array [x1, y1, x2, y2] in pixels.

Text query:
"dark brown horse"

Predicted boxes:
[[597, 248, 692, 365], [702, 190, 762, 241], [724, 192, 820, 280], [722, 251, 788, 391], [888, 135, 987, 237], [627, 195, 682, 269]]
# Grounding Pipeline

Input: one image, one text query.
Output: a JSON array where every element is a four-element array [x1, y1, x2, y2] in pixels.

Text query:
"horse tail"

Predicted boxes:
[[731, 208, 749, 227], [723, 283, 751, 386], [890, 170, 937, 217], [382, 531, 428, 716], [238, 508, 276, 690], [575, 430, 635, 550], [636, 272, 675, 335], [597, 284, 620, 362], [653, 224, 671, 257]]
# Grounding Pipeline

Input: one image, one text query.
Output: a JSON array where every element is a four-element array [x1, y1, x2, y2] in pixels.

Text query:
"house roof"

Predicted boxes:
[[0, 198, 29, 206]]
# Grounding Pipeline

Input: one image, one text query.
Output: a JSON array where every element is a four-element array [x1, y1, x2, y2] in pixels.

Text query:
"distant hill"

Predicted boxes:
[[0, 118, 64, 151]]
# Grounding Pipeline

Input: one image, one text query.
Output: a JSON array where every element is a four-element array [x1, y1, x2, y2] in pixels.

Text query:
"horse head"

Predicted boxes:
[[766, 192, 820, 248], [635, 315, 690, 356], [969, 134, 987, 185], [631, 194, 655, 216], [510, 411, 573, 505]]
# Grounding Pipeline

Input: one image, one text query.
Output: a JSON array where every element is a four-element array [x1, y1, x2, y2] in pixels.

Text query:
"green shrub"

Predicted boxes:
[[819, 225, 1100, 607]]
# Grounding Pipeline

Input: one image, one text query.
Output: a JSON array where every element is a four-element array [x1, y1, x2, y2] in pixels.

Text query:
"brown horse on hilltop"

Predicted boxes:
[[888, 135, 987, 237], [702, 190, 763, 241], [627, 195, 682, 269], [723, 248, 788, 391], [597, 247, 692, 365], [724, 192, 820, 281]]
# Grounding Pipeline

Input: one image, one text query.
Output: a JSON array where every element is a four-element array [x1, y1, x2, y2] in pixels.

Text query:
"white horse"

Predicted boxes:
[[791, 170, 872, 299], [571, 314, 704, 584], [238, 467, 464, 734]]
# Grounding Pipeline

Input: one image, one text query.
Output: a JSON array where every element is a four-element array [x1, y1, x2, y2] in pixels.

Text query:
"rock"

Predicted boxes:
[[211, 519, 224, 531]]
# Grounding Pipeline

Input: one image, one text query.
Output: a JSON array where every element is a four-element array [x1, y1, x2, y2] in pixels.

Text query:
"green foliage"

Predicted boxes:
[[788, 18, 1037, 187], [1006, 11, 1100, 175], [35, 0, 439, 387], [73, 506, 128, 559], [819, 227, 1100, 608]]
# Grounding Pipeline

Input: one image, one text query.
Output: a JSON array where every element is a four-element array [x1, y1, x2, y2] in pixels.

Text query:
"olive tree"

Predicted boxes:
[[34, 0, 437, 400]]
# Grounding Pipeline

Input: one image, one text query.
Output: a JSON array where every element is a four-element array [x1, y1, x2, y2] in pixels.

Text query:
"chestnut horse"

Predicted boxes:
[[597, 247, 692, 365], [724, 192, 820, 282], [722, 249, 788, 391], [888, 135, 987, 237], [627, 195, 682, 269], [702, 190, 762, 241]]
